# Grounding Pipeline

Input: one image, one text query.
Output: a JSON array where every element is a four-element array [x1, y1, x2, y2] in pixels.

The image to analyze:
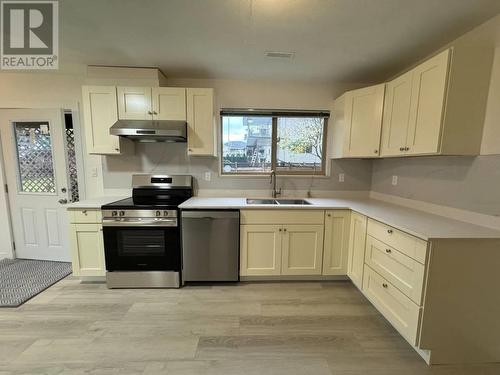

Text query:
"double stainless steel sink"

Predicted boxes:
[[246, 198, 311, 205]]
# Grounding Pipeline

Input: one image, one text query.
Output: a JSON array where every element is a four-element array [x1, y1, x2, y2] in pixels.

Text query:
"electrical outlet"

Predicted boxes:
[[204, 171, 211, 181], [91, 167, 98, 178], [338, 173, 345, 182], [392, 175, 398, 186]]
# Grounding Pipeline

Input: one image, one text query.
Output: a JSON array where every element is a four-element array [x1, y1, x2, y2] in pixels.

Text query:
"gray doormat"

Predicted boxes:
[[0, 258, 71, 307]]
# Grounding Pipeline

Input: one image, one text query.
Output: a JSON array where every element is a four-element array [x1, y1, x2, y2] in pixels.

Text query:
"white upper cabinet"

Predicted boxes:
[[406, 50, 449, 155], [331, 84, 385, 158], [117, 86, 152, 120], [82, 85, 123, 155], [151, 87, 187, 121], [381, 50, 449, 157], [118, 86, 187, 121], [186, 88, 216, 156], [380, 71, 413, 156], [380, 43, 493, 157]]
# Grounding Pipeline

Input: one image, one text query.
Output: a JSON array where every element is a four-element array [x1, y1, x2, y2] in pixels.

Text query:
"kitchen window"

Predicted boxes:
[[221, 109, 329, 175]]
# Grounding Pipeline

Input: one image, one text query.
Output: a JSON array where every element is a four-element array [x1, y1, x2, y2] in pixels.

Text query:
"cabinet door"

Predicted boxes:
[[70, 224, 105, 277], [347, 212, 367, 289], [152, 87, 186, 121], [322, 210, 351, 275], [344, 84, 385, 157], [380, 72, 413, 156], [117, 87, 152, 120], [82, 85, 121, 154], [281, 225, 324, 276], [406, 49, 450, 155], [186, 88, 216, 156], [240, 225, 282, 276]]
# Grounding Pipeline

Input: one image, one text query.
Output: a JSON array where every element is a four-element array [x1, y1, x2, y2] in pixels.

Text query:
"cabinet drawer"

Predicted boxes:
[[68, 209, 101, 224], [240, 210, 324, 225], [367, 219, 427, 264], [363, 265, 421, 346], [365, 236, 425, 305]]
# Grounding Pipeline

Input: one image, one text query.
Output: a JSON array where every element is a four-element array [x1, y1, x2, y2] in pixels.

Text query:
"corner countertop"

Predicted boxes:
[[65, 196, 128, 210], [179, 197, 500, 241]]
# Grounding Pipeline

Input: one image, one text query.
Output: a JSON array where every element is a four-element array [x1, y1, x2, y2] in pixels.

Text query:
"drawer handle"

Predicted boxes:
[[387, 229, 393, 234], [279, 228, 282, 232], [82, 210, 87, 215], [382, 283, 388, 288], [385, 249, 392, 254], [327, 213, 331, 217]]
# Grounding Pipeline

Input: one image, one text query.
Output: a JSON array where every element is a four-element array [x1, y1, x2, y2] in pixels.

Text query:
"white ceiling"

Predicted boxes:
[[61, 0, 500, 83]]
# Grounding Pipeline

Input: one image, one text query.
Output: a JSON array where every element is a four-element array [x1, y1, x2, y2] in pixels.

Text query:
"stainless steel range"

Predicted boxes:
[[101, 174, 192, 288]]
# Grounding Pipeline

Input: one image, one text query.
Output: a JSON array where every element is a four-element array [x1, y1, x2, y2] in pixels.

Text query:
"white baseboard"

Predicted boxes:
[[370, 191, 500, 231], [240, 275, 349, 281]]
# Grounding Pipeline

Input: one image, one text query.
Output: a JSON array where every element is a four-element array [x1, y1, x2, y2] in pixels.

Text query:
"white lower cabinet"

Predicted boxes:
[[322, 210, 351, 275], [68, 209, 106, 277], [281, 225, 324, 275], [240, 223, 324, 276], [363, 265, 421, 345], [347, 212, 367, 288], [240, 225, 283, 276]]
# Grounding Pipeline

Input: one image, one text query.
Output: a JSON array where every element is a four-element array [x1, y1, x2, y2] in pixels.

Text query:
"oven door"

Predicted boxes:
[[103, 225, 180, 271]]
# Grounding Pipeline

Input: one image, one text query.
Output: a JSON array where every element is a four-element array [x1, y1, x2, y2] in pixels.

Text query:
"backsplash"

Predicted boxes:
[[372, 155, 500, 216], [102, 142, 373, 194]]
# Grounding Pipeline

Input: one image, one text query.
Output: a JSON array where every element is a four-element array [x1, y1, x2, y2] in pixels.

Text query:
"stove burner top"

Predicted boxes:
[[101, 174, 193, 212]]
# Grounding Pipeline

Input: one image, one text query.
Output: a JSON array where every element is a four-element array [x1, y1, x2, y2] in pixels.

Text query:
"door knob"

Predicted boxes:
[[58, 199, 68, 204]]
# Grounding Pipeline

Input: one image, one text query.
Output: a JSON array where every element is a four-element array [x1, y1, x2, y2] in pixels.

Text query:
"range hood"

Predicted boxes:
[[110, 120, 187, 142]]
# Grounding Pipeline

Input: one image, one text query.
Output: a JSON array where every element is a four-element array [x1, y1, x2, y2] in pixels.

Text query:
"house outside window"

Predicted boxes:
[[221, 109, 328, 175]]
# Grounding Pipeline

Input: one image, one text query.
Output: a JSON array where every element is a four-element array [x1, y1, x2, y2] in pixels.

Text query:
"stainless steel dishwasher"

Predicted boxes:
[[181, 210, 239, 283]]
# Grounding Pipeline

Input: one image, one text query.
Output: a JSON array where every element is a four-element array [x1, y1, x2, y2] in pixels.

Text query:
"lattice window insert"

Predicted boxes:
[[14, 122, 56, 194], [65, 128, 80, 202]]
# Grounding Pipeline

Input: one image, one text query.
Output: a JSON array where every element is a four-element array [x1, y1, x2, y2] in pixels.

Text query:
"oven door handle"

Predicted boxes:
[[102, 218, 178, 227]]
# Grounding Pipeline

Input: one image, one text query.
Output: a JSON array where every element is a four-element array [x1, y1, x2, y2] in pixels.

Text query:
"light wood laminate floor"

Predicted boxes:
[[0, 278, 498, 374]]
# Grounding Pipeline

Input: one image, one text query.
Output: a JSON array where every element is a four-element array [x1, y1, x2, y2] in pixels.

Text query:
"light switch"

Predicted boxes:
[[91, 167, 98, 178], [392, 175, 398, 186], [338, 173, 345, 182], [204, 171, 211, 181]]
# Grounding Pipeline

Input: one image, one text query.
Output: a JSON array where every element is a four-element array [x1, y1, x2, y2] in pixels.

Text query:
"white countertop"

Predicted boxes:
[[66, 196, 128, 209], [179, 197, 500, 240]]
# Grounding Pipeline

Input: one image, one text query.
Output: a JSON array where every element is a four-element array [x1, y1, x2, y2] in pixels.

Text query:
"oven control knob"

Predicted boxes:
[[119, 211, 125, 217], [112, 211, 118, 217], [163, 211, 169, 217], [156, 210, 161, 217]]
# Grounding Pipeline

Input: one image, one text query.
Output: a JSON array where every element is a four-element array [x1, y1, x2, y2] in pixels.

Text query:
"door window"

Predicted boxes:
[[13, 122, 56, 194]]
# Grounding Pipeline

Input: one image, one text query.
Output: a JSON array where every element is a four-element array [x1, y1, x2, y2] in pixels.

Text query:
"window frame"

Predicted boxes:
[[220, 110, 329, 176]]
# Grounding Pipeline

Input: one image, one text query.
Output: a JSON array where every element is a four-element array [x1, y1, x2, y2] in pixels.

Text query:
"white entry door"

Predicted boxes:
[[0, 109, 71, 261]]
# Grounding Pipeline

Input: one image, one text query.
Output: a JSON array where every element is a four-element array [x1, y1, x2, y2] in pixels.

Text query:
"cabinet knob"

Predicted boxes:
[[147, 111, 153, 115], [283, 228, 287, 232], [405, 146, 410, 151], [374, 149, 378, 154], [382, 283, 388, 288], [385, 248, 392, 254], [387, 229, 393, 234], [327, 213, 331, 217], [399, 147, 405, 152], [82, 210, 87, 215], [115, 148, 119, 151], [153, 111, 158, 115], [279, 228, 282, 232], [188, 148, 193, 152]]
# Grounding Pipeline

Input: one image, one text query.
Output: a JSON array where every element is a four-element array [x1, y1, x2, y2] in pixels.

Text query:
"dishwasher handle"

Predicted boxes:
[[181, 210, 239, 220]]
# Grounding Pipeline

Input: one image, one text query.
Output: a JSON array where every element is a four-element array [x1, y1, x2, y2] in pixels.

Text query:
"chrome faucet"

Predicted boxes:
[[270, 170, 282, 198]]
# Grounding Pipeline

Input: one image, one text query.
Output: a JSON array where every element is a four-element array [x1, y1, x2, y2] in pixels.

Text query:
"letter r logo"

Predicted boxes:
[[2, 1, 55, 54]]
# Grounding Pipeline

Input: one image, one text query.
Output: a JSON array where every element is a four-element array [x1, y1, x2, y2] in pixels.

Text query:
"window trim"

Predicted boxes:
[[220, 111, 329, 176]]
